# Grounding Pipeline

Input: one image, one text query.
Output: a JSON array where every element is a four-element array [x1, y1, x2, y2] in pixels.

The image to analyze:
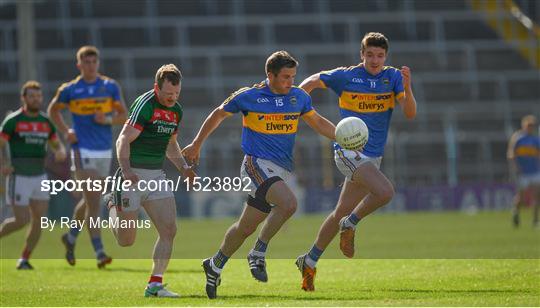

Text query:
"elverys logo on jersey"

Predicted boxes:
[[150, 109, 178, 134], [243, 112, 300, 134], [15, 121, 51, 144], [515, 145, 539, 157], [68, 98, 114, 115], [339, 91, 395, 113]]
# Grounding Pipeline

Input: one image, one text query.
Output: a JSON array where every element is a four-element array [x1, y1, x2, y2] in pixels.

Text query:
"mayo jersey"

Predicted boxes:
[[512, 132, 540, 175], [320, 65, 404, 157], [0, 109, 57, 175], [52, 75, 121, 150], [222, 80, 315, 171], [126, 90, 183, 170]]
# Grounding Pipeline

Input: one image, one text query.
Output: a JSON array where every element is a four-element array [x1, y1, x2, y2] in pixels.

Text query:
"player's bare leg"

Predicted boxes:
[[61, 194, 84, 266], [532, 185, 540, 227], [144, 198, 177, 276], [248, 181, 297, 282], [296, 180, 367, 291], [108, 205, 138, 246], [220, 205, 268, 257], [342, 163, 394, 257], [0, 205, 30, 237], [258, 181, 297, 243], [314, 181, 368, 252], [16, 200, 48, 269], [79, 169, 112, 267], [143, 197, 179, 298], [73, 198, 86, 225], [25, 200, 48, 253], [62, 169, 111, 267], [511, 189, 525, 228], [75, 170, 103, 238], [203, 203, 267, 299]]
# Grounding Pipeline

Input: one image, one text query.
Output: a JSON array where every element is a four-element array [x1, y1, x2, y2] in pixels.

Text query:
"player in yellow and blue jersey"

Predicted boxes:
[[296, 32, 418, 291], [182, 51, 336, 299], [507, 115, 540, 228], [48, 45, 127, 268]]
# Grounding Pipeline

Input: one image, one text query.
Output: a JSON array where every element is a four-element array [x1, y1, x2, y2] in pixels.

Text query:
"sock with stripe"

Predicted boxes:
[[305, 244, 323, 269], [148, 274, 163, 288], [344, 213, 361, 228], [249, 238, 268, 257], [211, 250, 229, 273]]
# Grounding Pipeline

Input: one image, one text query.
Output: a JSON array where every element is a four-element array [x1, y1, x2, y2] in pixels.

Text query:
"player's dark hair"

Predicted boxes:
[[361, 32, 389, 54], [20, 80, 41, 96], [76, 45, 99, 62], [155, 64, 182, 89], [265, 51, 298, 76]]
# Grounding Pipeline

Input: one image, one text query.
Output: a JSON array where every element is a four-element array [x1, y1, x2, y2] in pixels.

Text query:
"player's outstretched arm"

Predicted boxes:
[[302, 111, 336, 141], [299, 73, 325, 94], [166, 134, 196, 181], [182, 106, 231, 165], [116, 124, 142, 183], [398, 66, 417, 120]]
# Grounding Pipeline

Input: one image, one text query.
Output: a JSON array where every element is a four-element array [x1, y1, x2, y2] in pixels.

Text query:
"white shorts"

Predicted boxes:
[[6, 174, 49, 206], [240, 155, 292, 198], [518, 172, 540, 189], [334, 148, 382, 180], [71, 148, 112, 178], [111, 168, 174, 212]]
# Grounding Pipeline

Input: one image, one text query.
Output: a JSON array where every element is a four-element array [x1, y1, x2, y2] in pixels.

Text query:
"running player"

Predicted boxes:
[[48, 45, 127, 268], [507, 115, 540, 228], [0, 81, 66, 269], [182, 51, 336, 299], [296, 32, 417, 291], [109, 64, 196, 298]]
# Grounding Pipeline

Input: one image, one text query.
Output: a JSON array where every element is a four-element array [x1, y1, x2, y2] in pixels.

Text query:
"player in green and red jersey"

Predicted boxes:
[[0, 81, 66, 269], [109, 64, 195, 298]]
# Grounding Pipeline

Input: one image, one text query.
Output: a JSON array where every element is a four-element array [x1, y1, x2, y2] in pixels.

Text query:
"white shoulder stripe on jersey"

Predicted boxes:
[[128, 90, 153, 126]]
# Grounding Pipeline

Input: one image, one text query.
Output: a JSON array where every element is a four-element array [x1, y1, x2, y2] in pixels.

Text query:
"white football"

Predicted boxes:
[[335, 117, 369, 150]]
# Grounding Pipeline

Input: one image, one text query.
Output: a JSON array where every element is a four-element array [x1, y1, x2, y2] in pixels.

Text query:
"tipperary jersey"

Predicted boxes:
[[320, 65, 404, 157], [512, 132, 540, 175], [0, 109, 57, 175], [222, 80, 315, 171], [52, 75, 121, 150]]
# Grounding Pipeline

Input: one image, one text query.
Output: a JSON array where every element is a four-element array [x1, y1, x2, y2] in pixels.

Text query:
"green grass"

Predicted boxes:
[[1, 210, 539, 306], [1, 259, 538, 306]]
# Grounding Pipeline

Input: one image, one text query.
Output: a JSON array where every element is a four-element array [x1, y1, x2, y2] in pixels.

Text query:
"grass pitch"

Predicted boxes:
[[1, 210, 539, 306]]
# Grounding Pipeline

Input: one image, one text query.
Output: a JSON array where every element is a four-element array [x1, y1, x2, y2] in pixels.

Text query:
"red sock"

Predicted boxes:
[[21, 247, 31, 260], [148, 275, 163, 284]]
